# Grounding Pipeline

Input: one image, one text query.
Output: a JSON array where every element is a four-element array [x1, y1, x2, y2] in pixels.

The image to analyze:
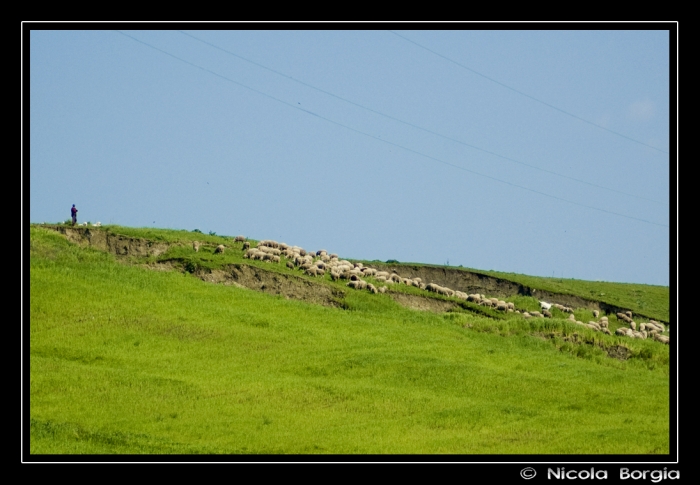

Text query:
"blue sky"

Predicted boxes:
[[27, 25, 674, 286]]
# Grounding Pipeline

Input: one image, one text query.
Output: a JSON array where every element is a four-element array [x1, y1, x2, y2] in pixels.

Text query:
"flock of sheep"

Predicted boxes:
[[193, 237, 670, 345], [612, 311, 670, 344]]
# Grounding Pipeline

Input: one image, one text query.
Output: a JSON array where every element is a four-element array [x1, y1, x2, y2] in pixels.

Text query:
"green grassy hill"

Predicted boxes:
[[28, 224, 671, 454]]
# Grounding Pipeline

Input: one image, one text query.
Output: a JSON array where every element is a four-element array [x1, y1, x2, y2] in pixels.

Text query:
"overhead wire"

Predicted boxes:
[[388, 30, 670, 155], [178, 30, 667, 206], [114, 31, 669, 229]]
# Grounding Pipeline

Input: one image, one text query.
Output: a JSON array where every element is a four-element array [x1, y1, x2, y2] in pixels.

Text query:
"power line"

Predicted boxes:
[[388, 30, 670, 156], [177, 30, 667, 206], [115, 31, 669, 229]]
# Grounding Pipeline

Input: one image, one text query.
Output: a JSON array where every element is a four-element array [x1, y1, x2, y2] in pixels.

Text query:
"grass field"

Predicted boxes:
[[28, 225, 671, 454]]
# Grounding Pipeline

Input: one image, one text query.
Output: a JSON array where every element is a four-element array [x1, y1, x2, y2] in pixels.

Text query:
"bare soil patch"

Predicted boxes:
[[389, 292, 457, 313], [195, 264, 347, 309], [45, 226, 347, 309], [367, 263, 653, 320], [50, 226, 171, 257], [373, 263, 603, 310]]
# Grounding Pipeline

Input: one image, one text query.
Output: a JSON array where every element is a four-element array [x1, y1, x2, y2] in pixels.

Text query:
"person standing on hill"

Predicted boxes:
[[71, 204, 78, 226]]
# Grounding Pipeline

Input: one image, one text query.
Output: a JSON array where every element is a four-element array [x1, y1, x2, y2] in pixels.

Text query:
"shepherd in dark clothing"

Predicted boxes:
[[71, 204, 77, 226]]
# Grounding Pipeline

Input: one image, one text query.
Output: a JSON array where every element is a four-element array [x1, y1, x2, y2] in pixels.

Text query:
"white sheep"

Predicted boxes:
[[214, 245, 225, 254], [244, 248, 262, 259], [617, 313, 633, 324], [653, 334, 670, 344], [539, 301, 552, 311], [306, 267, 325, 277]]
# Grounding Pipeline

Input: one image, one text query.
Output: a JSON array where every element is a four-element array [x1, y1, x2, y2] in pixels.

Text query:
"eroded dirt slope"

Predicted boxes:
[[196, 264, 347, 308], [41, 226, 662, 321], [44, 226, 346, 308], [369, 263, 648, 319]]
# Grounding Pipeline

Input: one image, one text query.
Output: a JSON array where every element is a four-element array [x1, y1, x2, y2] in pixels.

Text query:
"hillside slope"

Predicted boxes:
[[45, 224, 670, 323], [28, 225, 671, 454]]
